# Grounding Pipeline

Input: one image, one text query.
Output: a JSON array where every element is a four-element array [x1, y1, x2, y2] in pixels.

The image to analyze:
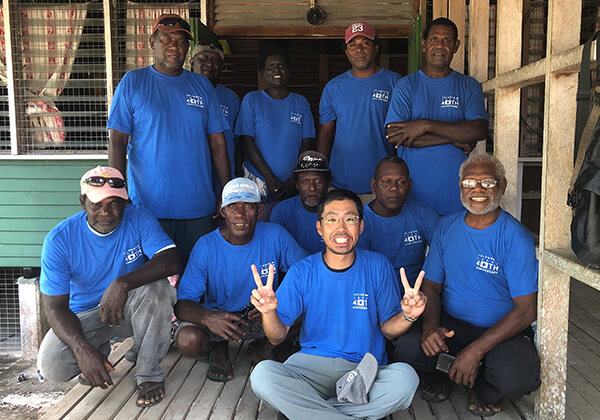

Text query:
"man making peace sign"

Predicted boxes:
[[249, 189, 426, 420]]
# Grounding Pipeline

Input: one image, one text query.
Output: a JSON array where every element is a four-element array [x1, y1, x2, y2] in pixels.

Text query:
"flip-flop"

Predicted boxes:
[[77, 374, 89, 386], [135, 381, 165, 408], [421, 380, 452, 403], [207, 351, 233, 383], [467, 388, 501, 417]]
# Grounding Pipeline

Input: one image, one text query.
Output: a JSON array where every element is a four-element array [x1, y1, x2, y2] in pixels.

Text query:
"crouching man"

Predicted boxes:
[[37, 166, 181, 408], [250, 189, 425, 420], [390, 154, 540, 416]]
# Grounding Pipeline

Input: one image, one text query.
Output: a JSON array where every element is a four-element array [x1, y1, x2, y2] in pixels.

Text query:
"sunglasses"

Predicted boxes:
[[82, 176, 126, 189], [460, 178, 498, 189]]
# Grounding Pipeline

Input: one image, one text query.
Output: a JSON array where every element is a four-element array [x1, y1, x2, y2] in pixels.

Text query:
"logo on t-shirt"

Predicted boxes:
[[186, 94, 205, 108], [124, 244, 143, 265], [371, 90, 390, 103], [475, 254, 499, 274], [441, 96, 460, 109], [352, 293, 368, 310], [221, 104, 229, 118], [290, 113, 302, 124], [403, 230, 423, 246], [258, 261, 277, 281]]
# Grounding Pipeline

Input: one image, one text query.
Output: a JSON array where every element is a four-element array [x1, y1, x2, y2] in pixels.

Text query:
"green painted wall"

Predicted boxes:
[[0, 159, 105, 267]]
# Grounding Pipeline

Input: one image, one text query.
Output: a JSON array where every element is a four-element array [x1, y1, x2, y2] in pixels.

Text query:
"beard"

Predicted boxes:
[[460, 188, 503, 215]]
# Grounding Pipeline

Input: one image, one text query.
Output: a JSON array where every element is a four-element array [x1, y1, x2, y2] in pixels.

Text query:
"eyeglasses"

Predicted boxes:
[[82, 176, 126, 189], [460, 178, 498, 189], [320, 215, 360, 225], [155, 18, 190, 32]]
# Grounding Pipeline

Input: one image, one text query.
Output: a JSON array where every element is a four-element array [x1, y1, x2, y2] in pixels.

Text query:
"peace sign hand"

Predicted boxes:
[[250, 264, 278, 314], [400, 268, 427, 320]]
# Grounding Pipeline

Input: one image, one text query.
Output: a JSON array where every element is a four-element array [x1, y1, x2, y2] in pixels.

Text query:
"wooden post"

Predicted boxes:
[[18, 277, 48, 359], [448, 0, 465, 73], [104, 0, 115, 109], [494, 0, 523, 216], [537, 0, 582, 418], [432, 0, 448, 19], [3, 1, 20, 154]]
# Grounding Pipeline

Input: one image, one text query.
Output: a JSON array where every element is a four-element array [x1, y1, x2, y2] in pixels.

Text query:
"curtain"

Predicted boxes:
[[0, 4, 87, 143]]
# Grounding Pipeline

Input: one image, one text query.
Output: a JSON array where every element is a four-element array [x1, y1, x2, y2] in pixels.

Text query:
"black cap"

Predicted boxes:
[[293, 151, 330, 173]]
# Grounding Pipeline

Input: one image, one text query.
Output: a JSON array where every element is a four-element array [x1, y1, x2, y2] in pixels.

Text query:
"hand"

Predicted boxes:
[[247, 307, 261, 322], [250, 263, 277, 314], [386, 120, 429, 148], [449, 345, 484, 387], [421, 326, 455, 357], [99, 280, 129, 326], [400, 268, 427, 320], [453, 141, 477, 155], [265, 177, 284, 198], [272, 178, 297, 201], [74, 344, 115, 388], [204, 310, 247, 342]]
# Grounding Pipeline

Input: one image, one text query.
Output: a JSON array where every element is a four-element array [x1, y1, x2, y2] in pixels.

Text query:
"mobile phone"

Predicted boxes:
[[435, 352, 455, 373]]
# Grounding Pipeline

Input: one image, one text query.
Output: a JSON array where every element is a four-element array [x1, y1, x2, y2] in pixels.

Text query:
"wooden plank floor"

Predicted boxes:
[[39, 278, 600, 419]]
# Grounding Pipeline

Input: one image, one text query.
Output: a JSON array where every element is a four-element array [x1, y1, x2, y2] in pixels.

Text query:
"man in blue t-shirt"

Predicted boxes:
[[251, 189, 427, 419], [37, 166, 181, 409], [190, 38, 242, 193], [390, 154, 540, 417], [385, 18, 488, 215], [316, 22, 401, 195], [108, 14, 231, 264], [270, 151, 331, 254], [175, 178, 307, 383], [359, 156, 439, 288], [235, 43, 315, 220]]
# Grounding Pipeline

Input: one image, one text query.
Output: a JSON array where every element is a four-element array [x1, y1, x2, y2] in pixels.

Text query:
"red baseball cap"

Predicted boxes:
[[345, 22, 376, 44], [151, 14, 193, 40]]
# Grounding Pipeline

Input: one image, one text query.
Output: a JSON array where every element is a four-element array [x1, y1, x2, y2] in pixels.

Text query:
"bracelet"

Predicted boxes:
[[403, 311, 419, 323]]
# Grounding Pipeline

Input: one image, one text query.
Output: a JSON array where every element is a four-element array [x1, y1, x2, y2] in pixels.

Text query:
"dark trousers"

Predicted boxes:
[[390, 313, 541, 404], [159, 214, 216, 266]]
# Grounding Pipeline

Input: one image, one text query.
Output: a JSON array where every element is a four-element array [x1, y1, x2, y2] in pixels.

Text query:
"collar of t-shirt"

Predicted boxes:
[[321, 252, 356, 273]]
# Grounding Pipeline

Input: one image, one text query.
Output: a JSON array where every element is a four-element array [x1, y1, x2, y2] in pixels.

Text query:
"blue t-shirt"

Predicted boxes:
[[107, 66, 228, 219], [178, 223, 307, 312], [214, 84, 241, 187], [423, 209, 538, 327], [385, 70, 488, 215], [270, 195, 323, 255], [319, 68, 401, 193], [40, 205, 175, 314], [358, 200, 439, 288], [276, 249, 402, 364], [234, 90, 315, 181]]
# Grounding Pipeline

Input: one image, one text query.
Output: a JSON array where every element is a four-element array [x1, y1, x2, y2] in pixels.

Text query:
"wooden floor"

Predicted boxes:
[[39, 278, 600, 420]]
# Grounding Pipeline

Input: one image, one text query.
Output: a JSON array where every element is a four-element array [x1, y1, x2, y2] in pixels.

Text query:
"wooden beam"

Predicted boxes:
[[3, 1, 20, 155], [211, 25, 410, 38], [432, 0, 448, 19], [494, 0, 523, 216], [448, 0, 465, 73], [537, 0, 582, 417], [103, 0, 115, 109]]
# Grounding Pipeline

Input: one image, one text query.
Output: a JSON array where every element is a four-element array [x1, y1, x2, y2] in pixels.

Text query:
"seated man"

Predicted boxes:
[[390, 154, 540, 417], [270, 151, 331, 254], [175, 178, 307, 382], [251, 189, 426, 420], [359, 156, 439, 288], [37, 166, 181, 408]]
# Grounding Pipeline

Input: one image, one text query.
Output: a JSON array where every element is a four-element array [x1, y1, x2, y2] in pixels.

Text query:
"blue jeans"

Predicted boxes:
[[37, 279, 176, 385], [251, 352, 419, 420]]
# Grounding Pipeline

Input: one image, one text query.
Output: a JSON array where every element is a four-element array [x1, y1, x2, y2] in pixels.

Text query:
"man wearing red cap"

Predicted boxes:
[[316, 22, 400, 196], [108, 14, 231, 264], [37, 166, 181, 408]]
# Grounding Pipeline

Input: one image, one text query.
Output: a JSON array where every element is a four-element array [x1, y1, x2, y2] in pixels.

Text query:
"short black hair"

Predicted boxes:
[[373, 156, 410, 179], [258, 43, 292, 71], [423, 17, 459, 41], [317, 189, 363, 220]]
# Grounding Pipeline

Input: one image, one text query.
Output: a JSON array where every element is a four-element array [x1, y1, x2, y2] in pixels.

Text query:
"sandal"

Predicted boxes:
[[135, 381, 165, 408], [467, 387, 501, 417], [421, 380, 452, 403], [207, 350, 233, 382]]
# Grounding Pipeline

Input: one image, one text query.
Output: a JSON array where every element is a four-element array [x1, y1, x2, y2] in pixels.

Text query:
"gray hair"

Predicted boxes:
[[459, 153, 506, 181]]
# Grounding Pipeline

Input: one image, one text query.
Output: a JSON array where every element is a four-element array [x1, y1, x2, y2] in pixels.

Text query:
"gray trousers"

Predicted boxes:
[[37, 279, 176, 385], [251, 352, 419, 420]]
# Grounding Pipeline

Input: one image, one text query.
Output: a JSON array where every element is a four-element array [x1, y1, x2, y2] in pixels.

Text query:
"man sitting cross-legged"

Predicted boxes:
[[250, 189, 426, 420], [390, 154, 541, 416], [175, 178, 307, 382]]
